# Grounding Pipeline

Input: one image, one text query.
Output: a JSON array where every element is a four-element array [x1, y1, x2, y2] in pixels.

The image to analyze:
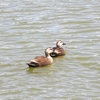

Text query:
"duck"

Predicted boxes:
[[50, 40, 66, 57], [27, 47, 53, 67]]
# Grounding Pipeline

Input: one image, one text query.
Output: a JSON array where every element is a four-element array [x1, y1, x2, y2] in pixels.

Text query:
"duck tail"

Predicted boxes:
[[27, 62, 39, 67], [50, 52, 58, 57]]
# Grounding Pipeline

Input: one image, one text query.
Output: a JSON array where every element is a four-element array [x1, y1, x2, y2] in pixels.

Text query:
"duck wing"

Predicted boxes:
[[53, 47, 65, 56], [30, 56, 51, 67]]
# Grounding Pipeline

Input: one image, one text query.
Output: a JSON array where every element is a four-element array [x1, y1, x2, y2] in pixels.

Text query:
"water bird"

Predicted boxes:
[[27, 47, 53, 67], [50, 40, 66, 57]]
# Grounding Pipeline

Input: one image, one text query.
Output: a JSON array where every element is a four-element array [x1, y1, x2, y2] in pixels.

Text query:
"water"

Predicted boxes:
[[0, 0, 100, 100]]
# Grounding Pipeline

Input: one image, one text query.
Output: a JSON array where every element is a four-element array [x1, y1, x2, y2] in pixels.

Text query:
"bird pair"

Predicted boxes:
[[27, 40, 66, 67]]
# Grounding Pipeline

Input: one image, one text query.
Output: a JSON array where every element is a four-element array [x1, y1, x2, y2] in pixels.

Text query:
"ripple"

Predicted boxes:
[[0, 0, 100, 100]]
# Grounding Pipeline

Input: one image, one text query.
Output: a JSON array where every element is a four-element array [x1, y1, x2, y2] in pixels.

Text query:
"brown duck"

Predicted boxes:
[[50, 40, 66, 57], [27, 47, 53, 67]]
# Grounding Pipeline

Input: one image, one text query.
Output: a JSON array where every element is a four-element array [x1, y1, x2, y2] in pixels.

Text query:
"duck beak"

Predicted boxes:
[[63, 43, 66, 45]]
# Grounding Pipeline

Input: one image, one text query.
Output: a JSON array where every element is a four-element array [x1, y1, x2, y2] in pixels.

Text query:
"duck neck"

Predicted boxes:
[[45, 52, 53, 63], [56, 43, 60, 48], [56, 44, 60, 48], [45, 52, 50, 57]]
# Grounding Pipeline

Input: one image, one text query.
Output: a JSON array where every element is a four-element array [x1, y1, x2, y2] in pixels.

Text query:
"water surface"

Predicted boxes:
[[0, 0, 100, 100]]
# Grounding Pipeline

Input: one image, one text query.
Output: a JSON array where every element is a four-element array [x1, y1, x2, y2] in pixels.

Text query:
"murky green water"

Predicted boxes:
[[0, 0, 100, 100]]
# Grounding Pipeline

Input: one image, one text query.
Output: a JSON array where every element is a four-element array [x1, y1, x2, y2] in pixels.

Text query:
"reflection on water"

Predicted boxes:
[[0, 0, 100, 100]]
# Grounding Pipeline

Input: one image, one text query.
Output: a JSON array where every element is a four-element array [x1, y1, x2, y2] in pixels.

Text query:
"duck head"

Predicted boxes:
[[56, 40, 66, 47], [45, 47, 54, 57]]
